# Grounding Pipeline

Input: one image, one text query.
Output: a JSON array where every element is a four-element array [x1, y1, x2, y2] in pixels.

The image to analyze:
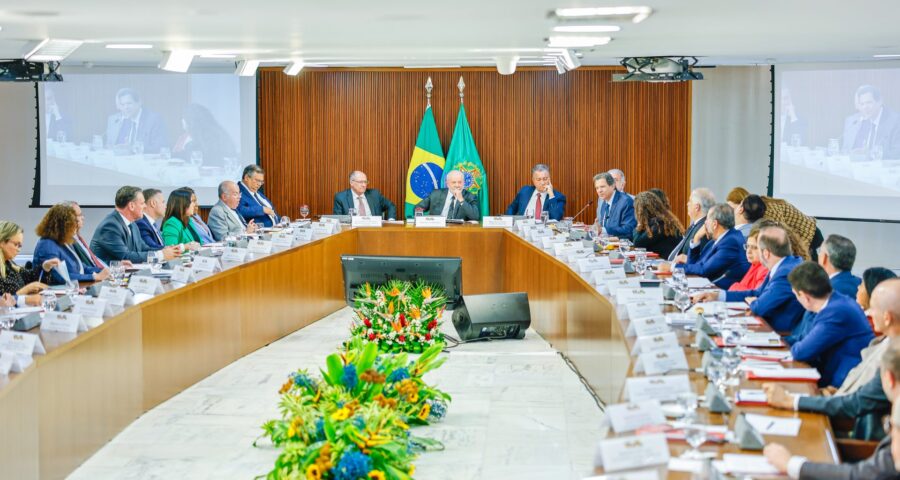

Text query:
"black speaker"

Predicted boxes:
[[451, 292, 531, 341]]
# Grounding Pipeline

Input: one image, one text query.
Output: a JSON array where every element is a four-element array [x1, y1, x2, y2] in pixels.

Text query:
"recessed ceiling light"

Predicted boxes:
[[105, 44, 153, 49], [159, 50, 194, 72], [235, 60, 260, 76], [553, 25, 621, 33], [547, 36, 612, 48], [554, 6, 653, 23], [873, 54, 900, 58], [24, 38, 83, 61], [200, 53, 237, 59], [283, 60, 304, 75]]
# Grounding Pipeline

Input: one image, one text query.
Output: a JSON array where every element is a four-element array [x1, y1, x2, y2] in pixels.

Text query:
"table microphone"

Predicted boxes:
[[572, 199, 594, 221]]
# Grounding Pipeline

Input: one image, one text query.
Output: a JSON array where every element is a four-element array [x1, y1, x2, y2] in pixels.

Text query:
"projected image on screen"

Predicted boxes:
[[775, 65, 900, 221], [38, 73, 257, 206]]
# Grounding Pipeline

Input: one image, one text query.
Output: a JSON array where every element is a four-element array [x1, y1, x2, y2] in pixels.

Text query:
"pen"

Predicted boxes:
[[766, 421, 775, 431]]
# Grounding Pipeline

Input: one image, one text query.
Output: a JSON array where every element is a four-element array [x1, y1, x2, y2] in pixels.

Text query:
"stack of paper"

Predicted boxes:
[[744, 413, 802, 436], [746, 367, 821, 382], [713, 454, 779, 476], [742, 348, 793, 362], [735, 389, 768, 406], [665, 312, 696, 327], [717, 332, 783, 348]]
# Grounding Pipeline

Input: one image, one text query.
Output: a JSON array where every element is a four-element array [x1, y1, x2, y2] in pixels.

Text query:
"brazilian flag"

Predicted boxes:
[[405, 106, 445, 218], [442, 103, 489, 216]]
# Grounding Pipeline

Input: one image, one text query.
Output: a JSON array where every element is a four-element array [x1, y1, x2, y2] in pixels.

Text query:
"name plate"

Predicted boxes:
[[566, 249, 595, 263], [99, 286, 133, 307], [310, 222, 336, 237], [72, 296, 109, 319], [483, 216, 514, 228], [222, 247, 249, 263], [540, 234, 568, 249], [351, 215, 383, 228], [577, 256, 612, 273], [603, 278, 642, 296], [625, 374, 692, 402], [634, 348, 690, 375], [616, 287, 663, 304], [528, 227, 552, 241], [514, 219, 536, 231], [626, 301, 663, 321], [320, 217, 341, 225], [553, 241, 584, 256], [40, 312, 87, 334], [192, 256, 221, 274], [0, 351, 26, 375], [415, 216, 447, 228], [292, 228, 313, 243], [597, 434, 670, 473], [170, 265, 196, 284], [606, 400, 666, 434], [519, 224, 536, 237], [625, 315, 670, 337], [129, 276, 163, 295], [248, 239, 274, 254], [632, 332, 680, 356], [271, 232, 294, 248], [0, 330, 46, 358], [591, 267, 626, 285]]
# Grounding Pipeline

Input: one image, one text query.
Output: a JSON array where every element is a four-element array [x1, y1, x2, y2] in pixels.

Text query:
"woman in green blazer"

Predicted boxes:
[[161, 188, 201, 247]]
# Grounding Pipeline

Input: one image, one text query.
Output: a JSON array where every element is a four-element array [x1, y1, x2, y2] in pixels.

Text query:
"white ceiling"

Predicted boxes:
[[0, 0, 898, 69]]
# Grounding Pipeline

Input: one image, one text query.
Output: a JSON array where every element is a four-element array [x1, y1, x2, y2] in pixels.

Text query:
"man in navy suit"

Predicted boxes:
[[659, 203, 750, 289], [668, 188, 716, 261], [134, 188, 166, 250], [333, 171, 397, 219], [593, 172, 636, 238], [505, 164, 567, 220], [90, 186, 178, 264], [788, 261, 874, 387], [105, 88, 168, 154], [841, 85, 900, 159], [237, 164, 280, 228], [696, 223, 805, 332]]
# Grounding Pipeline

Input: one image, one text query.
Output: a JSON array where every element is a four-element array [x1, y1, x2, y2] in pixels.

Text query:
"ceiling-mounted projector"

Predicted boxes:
[[612, 56, 708, 82], [0, 59, 63, 82]]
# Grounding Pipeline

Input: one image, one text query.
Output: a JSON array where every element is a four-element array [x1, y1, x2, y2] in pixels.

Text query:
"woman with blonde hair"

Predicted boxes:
[[33, 204, 110, 284], [632, 191, 684, 258], [728, 222, 769, 291], [0, 221, 59, 306]]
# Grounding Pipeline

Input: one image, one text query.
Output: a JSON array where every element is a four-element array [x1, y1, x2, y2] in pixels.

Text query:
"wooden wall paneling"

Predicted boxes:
[[0, 372, 39, 480], [258, 67, 693, 228]]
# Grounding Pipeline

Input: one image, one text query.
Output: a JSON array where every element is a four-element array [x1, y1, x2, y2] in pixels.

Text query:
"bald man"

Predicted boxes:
[[414, 170, 480, 221], [333, 170, 397, 219]]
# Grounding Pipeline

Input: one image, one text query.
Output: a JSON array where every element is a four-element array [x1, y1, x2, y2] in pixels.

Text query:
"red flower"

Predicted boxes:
[[368, 333, 376, 341], [425, 333, 432, 340], [399, 313, 407, 327], [398, 335, 406, 343], [363, 318, 372, 327], [427, 320, 437, 330]]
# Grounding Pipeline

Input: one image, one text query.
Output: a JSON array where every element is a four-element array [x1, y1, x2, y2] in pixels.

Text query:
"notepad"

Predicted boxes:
[[746, 367, 821, 382], [712, 454, 779, 476], [735, 389, 768, 406], [744, 413, 802, 436]]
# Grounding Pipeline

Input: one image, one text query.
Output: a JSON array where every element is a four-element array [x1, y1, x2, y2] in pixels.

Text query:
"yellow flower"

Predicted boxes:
[[422, 287, 432, 300], [279, 379, 293, 394], [417, 403, 431, 420], [409, 464, 416, 476], [287, 416, 303, 438], [388, 301, 394, 314], [313, 388, 322, 403], [409, 306, 422, 320], [395, 419, 409, 430], [368, 470, 386, 480], [315, 443, 333, 471], [389, 287, 401, 297], [407, 392, 419, 403], [365, 283, 372, 297], [331, 407, 351, 421], [306, 464, 322, 480]]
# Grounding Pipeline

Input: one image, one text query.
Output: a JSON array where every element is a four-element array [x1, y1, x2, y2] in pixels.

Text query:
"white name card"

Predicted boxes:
[[616, 287, 663, 304], [40, 311, 87, 334], [0, 350, 25, 375], [192, 256, 221, 274], [514, 219, 536, 231], [170, 265, 196, 284], [577, 256, 612, 273], [540, 234, 568, 249], [634, 348, 690, 375], [606, 400, 666, 434], [99, 286, 133, 307], [292, 228, 313, 243], [248, 239, 274, 254], [591, 267, 627, 285], [625, 374, 692, 402], [415, 216, 447, 228], [483, 216, 514, 228], [566, 249, 595, 263], [310, 222, 335, 238], [271, 232, 294, 248], [528, 227, 552, 241], [351, 215, 383, 228], [625, 315, 670, 337], [518, 225, 536, 238], [222, 247, 249, 263], [129, 276, 163, 295], [603, 278, 642, 296], [320, 217, 341, 225], [0, 330, 46, 358], [632, 332, 680, 356], [626, 301, 663, 321], [598, 434, 670, 473], [553, 241, 583, 256], [72, 296, 109, 319]]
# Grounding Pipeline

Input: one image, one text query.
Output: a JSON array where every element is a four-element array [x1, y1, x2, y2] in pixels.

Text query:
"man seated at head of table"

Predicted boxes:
[[333, 170, 398, 220], [208, 181, 258, 241], [505, 164, 566, 221], [91, 186, 178, 264], [0, 221, 58, 307], [764, 279, 900, 441], [593, 172, 635, 239], [33, 204, 110, 285], [414, 170, 480, 221], [631, 191, 683, 258], [135, 188, 166, 250], [764, 336, 900, 479], [667, 187, 716, 261], [787, 261, 874, 388], [728, 222, 769, 292], [161, 188, 203, 250], [238, 164, 280, 228], [657, 203, 750, 289], [693, 221, 805, 332]]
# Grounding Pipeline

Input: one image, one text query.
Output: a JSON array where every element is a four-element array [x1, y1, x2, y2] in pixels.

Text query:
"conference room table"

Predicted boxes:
[[0, 223, 838, 479]]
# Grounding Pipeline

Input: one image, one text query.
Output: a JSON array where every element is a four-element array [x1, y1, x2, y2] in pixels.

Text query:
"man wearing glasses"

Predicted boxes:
[[237, 164, 280, 227], [333, 171, 397, 220]]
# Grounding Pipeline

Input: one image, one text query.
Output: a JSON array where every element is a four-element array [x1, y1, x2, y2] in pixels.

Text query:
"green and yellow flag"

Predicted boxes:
[[442, 103, 489, 216], [405, 106, 445, 218]]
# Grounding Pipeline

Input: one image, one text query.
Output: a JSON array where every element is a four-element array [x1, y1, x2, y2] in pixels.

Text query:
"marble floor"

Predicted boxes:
[[68, 308, 607, 480]]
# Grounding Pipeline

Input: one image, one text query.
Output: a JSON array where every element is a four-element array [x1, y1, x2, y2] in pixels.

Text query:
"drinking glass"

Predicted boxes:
[[190, 150, 204, 167], [132, 141, 144, 156], [682, 422, 707, 459], [159, 147, 172, 160], [109, 261, 123, 286], [41, 291, 57, 313], [872, 145, 884, 162], [148, 250, 162, 273], [225, 235, 238, 248], [540, 211, 550, 224], [672, 268, 687, 290], [299, 205, 310, 220], [722, 348, 743, 387], [674, 288, 691, 315], [414, 208, 424, 218], [348, 208, 358, 217], [279, 216, 291, 227], [676, 392, 698, 419], [708, 361, 728, 394], [827, 138, 840, 157]]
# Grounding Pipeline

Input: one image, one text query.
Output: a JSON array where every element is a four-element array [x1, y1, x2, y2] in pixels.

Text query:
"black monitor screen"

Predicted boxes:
[[340, 255, 462, 309]]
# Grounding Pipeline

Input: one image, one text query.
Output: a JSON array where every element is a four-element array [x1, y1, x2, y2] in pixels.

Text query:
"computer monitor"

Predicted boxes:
[[340, 255, 462, 309]]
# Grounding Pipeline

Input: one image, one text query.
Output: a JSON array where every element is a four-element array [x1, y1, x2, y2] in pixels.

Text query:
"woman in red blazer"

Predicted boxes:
[[728, 224, 768, 292]]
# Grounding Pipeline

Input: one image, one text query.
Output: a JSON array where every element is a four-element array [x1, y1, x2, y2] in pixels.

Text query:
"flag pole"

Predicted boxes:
[[425, 77, 433, 107], [457, 76, 465, 104]]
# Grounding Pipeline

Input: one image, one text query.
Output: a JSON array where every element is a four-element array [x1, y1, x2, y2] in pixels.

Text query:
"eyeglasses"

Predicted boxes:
[[743, 244, 758, 251], [5, 241, 22, 249], [252, 177, 265, 185], [351, 180, 369, 185]]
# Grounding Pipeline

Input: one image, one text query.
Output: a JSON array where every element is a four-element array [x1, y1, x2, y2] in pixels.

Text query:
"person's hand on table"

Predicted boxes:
[[692, 291, 719, 303], [656, 262, 672, 273], [161, 246, 179, 261], [744, 296, 758, 305], [92, 268, 110, 282], [246, 219, 257, 234], [762, 383, 794, 409], [41, 258, 61, 272], [819, 386, 837, 397], [121, 260, 133, 268], [673, 254, 688, 264], [185, 242, 201, 251], [763, 443, 792, 473], [0, 293, 14, 307], [17, 281, 48, 295], [25, 294, 43, 306]]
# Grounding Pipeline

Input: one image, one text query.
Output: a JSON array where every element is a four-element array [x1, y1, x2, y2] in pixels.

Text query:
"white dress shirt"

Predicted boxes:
[[524, 188, 555, 217], [353, 193, 373, 216]]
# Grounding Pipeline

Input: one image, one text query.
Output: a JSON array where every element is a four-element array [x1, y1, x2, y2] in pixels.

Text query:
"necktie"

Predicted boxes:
[[357, 196, 368, 216], [853, 119, 873, 149], [599, 202, 610, 226], [234, 209, 247, 227], [254, 192, 276, 224], [116, 118, 134, 145], [77, 234, 105, 269], [152, 221, 163, 244], [534, 192, 543, 219], [449, 198, 458, 219]]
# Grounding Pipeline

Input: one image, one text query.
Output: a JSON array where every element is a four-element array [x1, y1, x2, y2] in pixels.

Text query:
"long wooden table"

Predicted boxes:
[[0, 225, 836, 479]]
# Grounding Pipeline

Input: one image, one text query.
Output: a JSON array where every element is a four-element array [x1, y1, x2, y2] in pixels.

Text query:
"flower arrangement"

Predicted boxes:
[[350, 280, 447, 353], [256, 340, 451, 479]]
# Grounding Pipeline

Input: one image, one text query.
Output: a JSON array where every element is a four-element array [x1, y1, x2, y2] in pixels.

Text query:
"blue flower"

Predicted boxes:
[[342, 364, 358, 390], [387, 367, 410, 383], [352, 415, 366, 430], [333, 450, 373, 480], [315, 418, 325, 440], [292, 372, 315, 390], [428, 399, 447, 421]]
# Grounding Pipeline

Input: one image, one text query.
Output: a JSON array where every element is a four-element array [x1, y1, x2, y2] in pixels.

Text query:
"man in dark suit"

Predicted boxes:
[[44, 88, 72, 143], [593, 172, 636, 238], [414, 170, 480, 221], [134, 188, 166, 250], [659, 204, 750, 289], [90, 186, 177, 264], [505, 164, 566, 220], [841, 85, 900, 159], [237, 164, 280, 228], [333, 171, 397, 219], [105, 88, 168, 154], [780, 88, 809, 146], [667, 188, 716, 261]]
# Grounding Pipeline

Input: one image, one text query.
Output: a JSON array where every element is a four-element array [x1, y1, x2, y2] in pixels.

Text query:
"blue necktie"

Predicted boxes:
[[116, 118, 134, 145], [599, 202, 610, 226]]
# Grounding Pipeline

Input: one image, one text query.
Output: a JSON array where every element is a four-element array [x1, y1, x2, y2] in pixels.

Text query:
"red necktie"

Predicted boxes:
[[534, 192, 543, 219], [78, 234, 106, 269], [357, 196, 367, 216]]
